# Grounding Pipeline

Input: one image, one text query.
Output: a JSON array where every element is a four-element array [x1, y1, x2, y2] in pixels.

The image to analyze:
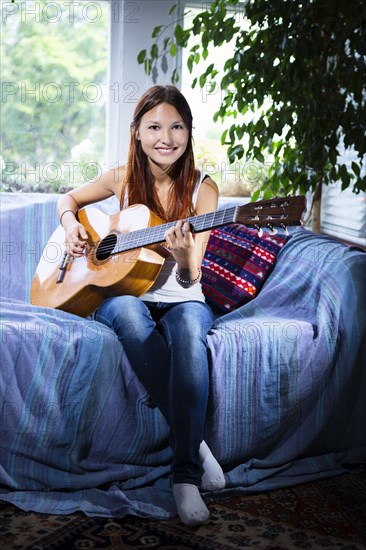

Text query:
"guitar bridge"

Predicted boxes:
[[56, 251, 71, 284]]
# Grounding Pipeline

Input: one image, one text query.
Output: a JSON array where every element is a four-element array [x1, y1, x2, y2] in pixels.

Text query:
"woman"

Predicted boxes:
[[57, 85, 225, 526]]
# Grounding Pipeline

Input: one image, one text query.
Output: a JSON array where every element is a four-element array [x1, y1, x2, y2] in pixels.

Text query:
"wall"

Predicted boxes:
[[106, 0, 181, 167]]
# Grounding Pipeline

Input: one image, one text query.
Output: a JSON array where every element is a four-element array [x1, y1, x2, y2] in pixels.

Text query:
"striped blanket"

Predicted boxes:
[[1, 193, 365, 518]]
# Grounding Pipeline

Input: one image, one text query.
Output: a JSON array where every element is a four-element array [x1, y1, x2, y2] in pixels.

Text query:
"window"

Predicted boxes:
[[181, 3, 259, 198], [1, 0, 110, 192], [2, 0, 364, 247]]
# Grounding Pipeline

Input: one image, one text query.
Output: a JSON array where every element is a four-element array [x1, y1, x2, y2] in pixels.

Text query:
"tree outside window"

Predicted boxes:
[[1, 0, 109, 193]]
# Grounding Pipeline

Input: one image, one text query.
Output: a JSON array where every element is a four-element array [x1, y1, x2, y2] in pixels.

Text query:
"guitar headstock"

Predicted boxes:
[[235, 195, 306, 229]]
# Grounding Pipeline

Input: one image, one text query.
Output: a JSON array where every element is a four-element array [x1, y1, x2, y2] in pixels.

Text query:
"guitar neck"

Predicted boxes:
[[111, 195, 306, 255], [113, 207, 238, 255]]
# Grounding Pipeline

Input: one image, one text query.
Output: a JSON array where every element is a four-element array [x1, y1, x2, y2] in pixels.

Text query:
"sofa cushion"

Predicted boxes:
[[201, 223, 290, 312]]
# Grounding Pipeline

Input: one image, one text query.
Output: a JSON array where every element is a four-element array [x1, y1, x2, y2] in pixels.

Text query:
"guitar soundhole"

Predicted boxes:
[[96, 233, 117, 261]]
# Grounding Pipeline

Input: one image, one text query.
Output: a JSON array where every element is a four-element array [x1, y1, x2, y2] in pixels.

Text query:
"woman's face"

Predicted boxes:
[[136, 102, 190, 170]]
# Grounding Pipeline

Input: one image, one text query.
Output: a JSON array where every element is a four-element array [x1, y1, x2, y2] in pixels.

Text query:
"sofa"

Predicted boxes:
[[0, 192, 365, 519]]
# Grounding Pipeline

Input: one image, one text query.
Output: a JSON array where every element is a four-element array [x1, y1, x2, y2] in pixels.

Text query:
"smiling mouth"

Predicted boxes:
[[155, 147, 177, 153]]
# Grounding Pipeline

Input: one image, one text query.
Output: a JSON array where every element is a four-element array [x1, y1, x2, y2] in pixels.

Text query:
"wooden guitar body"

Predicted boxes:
[[30, 205, 167, 317], [30, 196, 306, 317]]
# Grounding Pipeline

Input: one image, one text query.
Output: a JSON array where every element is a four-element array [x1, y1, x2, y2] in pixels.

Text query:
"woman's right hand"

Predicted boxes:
[[64, 221, 89, 258]]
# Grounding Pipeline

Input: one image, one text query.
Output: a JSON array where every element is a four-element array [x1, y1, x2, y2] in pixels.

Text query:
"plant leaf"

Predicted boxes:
[[251, 189, 261, 202], [151, 44, 159, 60], [170, 42, 177, 57], [174, 24, 185, 45], [152, 26, 163, 39], [352, 161, 361, 177], [137, 50, 146, 64], [169, 4, 177, 16]]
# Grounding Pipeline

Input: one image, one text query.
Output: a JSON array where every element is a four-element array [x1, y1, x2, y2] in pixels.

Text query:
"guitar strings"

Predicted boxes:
[[94, 208, 238, 256], [118, 209, 238, 253], [93, 205, 288, 257]]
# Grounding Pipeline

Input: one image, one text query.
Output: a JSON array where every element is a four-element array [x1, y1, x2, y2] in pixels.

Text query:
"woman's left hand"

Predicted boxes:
[[164, 220, 197, 269]]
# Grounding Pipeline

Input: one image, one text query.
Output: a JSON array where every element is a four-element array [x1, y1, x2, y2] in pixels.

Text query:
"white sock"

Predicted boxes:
[[199, 440, 226, 491], [173, 483, 210, 527]]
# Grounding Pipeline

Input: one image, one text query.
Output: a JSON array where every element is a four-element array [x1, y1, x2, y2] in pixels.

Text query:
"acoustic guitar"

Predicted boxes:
[[30, 196, 306, 317]]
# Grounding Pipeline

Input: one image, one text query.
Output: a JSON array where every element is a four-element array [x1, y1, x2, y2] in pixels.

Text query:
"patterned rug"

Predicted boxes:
[[1, 473, 365, 549]]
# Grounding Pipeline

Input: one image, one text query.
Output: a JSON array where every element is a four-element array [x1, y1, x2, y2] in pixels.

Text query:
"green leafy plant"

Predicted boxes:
[[138, 0, 366, 231]]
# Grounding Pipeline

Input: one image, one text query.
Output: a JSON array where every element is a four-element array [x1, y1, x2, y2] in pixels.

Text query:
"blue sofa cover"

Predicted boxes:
[[0, 192, 365, 519]]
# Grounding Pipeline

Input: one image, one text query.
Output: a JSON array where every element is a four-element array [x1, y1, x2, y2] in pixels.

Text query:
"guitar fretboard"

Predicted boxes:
[[112, 206, 238, 254]]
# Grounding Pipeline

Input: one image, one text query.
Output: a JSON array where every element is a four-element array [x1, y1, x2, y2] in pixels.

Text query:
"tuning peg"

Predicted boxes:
[[280, 223, 289, 235], [267, 224, 278, 235], [254, 224, 263, 237]]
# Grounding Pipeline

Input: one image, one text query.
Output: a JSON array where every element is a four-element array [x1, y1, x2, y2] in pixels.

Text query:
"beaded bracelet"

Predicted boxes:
[[60, 209, 76, 227], [175, 266, 201, 286]]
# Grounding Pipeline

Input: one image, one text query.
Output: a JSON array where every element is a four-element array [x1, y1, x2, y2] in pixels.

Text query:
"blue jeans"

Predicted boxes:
[[95, 296, 215, 485]]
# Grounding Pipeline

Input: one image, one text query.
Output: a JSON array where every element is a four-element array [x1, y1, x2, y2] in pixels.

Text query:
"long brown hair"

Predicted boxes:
[[124, 85, 198, 221]]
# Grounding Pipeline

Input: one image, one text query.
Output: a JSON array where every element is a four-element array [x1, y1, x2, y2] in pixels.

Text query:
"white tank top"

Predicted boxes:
[[138, 174, 206, 304]]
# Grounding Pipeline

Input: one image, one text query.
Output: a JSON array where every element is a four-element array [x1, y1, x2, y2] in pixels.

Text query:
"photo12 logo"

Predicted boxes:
[[2, 81, 105, 104], [1, 1, 140, 24], [1, 81, 140, 104], [2, 1, 104, 23], [3, 160, 103, 184]]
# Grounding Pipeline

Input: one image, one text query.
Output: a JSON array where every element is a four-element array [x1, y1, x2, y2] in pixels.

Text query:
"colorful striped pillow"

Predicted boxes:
[[201, 224, 290, 313]]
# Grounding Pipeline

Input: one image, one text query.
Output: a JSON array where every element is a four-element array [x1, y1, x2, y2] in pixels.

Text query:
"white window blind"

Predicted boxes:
[[321, 185, 366, 248]]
